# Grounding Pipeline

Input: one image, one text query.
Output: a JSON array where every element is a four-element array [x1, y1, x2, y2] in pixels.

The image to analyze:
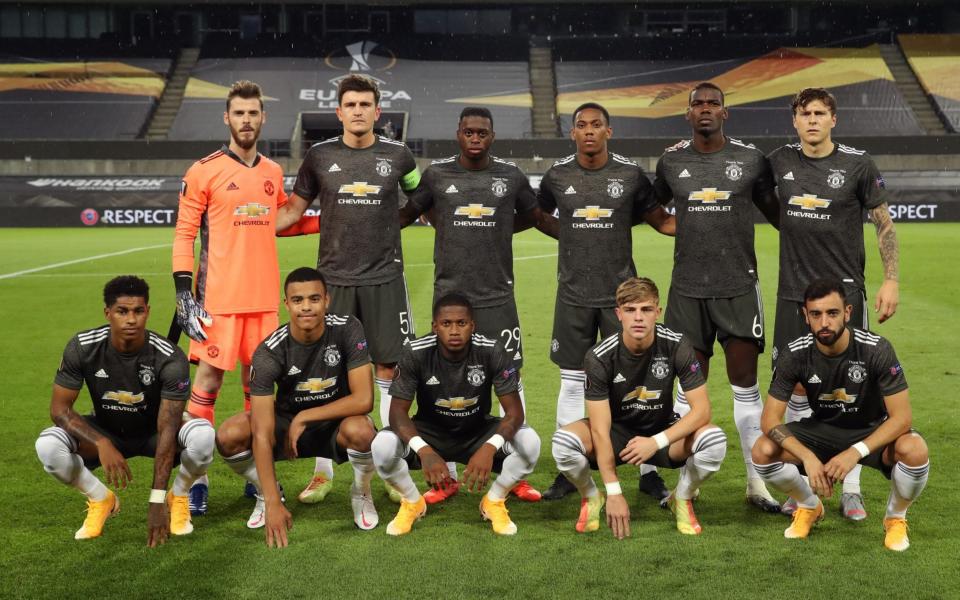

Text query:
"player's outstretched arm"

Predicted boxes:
[[275, 192, 312, 232], [587, 399, 630, 539], [286, 366, 373, 453], [147, 397, 184, 547], [869, 204, 899, 323], [51, 384, 131, 490], [250, 394, 291, 548]]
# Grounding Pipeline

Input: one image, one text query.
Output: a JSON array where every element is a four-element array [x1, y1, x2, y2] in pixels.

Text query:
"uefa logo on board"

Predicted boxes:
[[80, 208, 99, 226]]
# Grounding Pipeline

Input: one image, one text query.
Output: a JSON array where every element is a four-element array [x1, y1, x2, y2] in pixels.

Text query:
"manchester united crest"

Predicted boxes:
[[651, 358, 670, 380], [725, 163, 743, 181], [139, 365, 154, 386], [324, 346, 341, 367], [607, 180, 624, 198], [827, 170, 845, 189], [467, 365, 486, 386], [491, 178, 508, 198], [847, 363, 866, 383], [376, 159, 392, 177], [263, 180, 275, 196]]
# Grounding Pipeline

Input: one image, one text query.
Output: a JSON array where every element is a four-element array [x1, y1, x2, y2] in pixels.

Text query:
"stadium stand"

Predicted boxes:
[[0, 58, 171, 140], [899, 34, 960, 133]]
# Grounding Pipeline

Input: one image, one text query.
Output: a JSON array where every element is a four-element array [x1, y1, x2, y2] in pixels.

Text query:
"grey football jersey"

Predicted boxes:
[[653, 138, 777, 298], [249, 314, 371, 416], [409, 156, 538, 308], [390, 333, 519, 436], [293, 136, 421, 286], [767, 143, 890, 301], [54, 326, 190, 439], [584, 325, 705, 433], [768, 328, 906, 429], [539, 153, 658, 307]]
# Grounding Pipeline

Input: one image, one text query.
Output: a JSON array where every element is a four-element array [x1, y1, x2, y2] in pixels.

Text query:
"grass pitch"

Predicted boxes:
[[0, 224, 956, 599]]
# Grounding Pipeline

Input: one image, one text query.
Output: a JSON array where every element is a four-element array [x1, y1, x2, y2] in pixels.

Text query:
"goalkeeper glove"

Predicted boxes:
[[174, 272, 213, 342]]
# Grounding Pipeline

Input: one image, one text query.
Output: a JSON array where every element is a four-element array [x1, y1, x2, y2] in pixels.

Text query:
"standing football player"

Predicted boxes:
[[768, 87, 900, 520], [35, 276, 214, 545], [536, 102, 676, 502], [652, 82, 781, 512]]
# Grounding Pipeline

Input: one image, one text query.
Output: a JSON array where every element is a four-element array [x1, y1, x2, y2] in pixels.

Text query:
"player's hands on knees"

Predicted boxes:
[[286, 417, 306, 459], [264, 501, 293, 549], [619, 436, 658, 466], [147, 502, 170, 548], [875, 280, 899, 323], [97, 440, 132, 489], [606, 493, 631, 540], [463, 445, 496, 492], [823, 448, 860, 485], [420, 449, 452, 490], [803, 457, 833, 498]]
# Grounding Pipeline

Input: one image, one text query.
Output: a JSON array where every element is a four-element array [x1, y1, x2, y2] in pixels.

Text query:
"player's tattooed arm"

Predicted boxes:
[[151, 398, 185, 490], [871, 204, 899, 282], [768, 424, 795, 447], [50, 384, 104, 446]]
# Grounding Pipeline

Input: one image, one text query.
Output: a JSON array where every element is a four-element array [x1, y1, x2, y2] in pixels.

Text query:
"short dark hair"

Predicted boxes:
[[458, 107, 494, 130], [689, 82, 725, 106], [338, 74, 381, 106], [103, 275, 149, 307], [432, 293, 473, 320], [573, 102, 610, 126], [284, 267, 326, 295], [791, 87, 837, 115], [226, 80, 263, 111], [803, 278, 846, 305]]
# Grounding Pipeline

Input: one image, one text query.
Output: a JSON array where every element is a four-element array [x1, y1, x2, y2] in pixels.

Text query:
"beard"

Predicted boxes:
[[815, 326, 843, 347], [230, 124, 260, 150]]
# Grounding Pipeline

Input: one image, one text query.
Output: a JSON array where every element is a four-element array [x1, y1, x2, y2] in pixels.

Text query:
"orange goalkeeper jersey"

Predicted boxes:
[[172, 146, 288, 314]]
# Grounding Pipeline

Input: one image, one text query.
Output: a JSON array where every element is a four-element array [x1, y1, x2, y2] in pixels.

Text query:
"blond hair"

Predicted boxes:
[[616, 277, 660, 306], [226, 80, 263, 111]]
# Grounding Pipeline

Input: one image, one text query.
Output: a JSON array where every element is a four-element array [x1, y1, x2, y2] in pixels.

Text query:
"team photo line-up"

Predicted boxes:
[[35, 74, 928, 552]]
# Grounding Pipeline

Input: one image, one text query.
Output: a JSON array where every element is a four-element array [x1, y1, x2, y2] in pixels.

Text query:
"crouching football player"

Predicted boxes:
[[216, 267, 379, 546], [752, 278, 928, 551], [35, 276, 214, 546], [551, 277, 727, 538], [372, 294, 541, 536]]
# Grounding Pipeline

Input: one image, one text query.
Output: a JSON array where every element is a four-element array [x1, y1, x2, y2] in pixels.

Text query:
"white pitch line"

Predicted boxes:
[[0, 244, 172, 280]]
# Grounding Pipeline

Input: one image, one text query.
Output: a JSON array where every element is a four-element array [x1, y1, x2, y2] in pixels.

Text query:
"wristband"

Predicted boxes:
[[653, 432, 670, 450], [852, 441, 870, 459], [148, 489, 167, 504], [486, 434, 506, 451], [604, 481, 623, 496], [173, 271, 193, 293], [409, 436, 428, 453]]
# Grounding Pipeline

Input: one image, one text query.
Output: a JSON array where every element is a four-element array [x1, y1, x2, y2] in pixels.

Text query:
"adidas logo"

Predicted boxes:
[[514, 351, 522, 361], [808, 374, 821, 384], [226, 182, 239, 191], [564, 185, 576, 195], [445, 184, 459, 194], [95, 369, 108, 378], [288, 365, 301, 376], [783, 171, 795, 181], [613, 373, 626, 383], [426, 376, 440, 385], [329, 163, 341, 172], [679, 169, 691, 178]]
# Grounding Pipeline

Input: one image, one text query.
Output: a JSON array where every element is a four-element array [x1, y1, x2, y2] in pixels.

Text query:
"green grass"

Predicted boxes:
[[1, 224, 956, 599]]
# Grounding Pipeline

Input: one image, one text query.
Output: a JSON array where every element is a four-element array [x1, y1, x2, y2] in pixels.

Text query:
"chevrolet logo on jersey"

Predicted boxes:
[[688, 188, 731, 203], [788, 194, 832, 210], [103, 391, 145, 405], [622, 386, 662, 403], [573, 206, 613, 220], [818, 388, 857, 404], [296, 377, 338, 394], [234, 203, 270, 217], [436, 396, 479, 410], [454, 204, 496, 219], [339, 182, 382, 197]]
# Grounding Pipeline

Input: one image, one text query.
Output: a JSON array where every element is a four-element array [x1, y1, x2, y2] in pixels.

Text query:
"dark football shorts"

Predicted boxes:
[[271, 412, 364, 463], [78, 414, 200, 469], [784, 417, 916, 479], [664, 282, 766, 357], [327, 276, 414, 365], [472, 296, 524, 369], [772, 287, 867, 370], [388, 416, 520, 472], [550, 297, 620, 370], [586, 417, 686, 470]]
